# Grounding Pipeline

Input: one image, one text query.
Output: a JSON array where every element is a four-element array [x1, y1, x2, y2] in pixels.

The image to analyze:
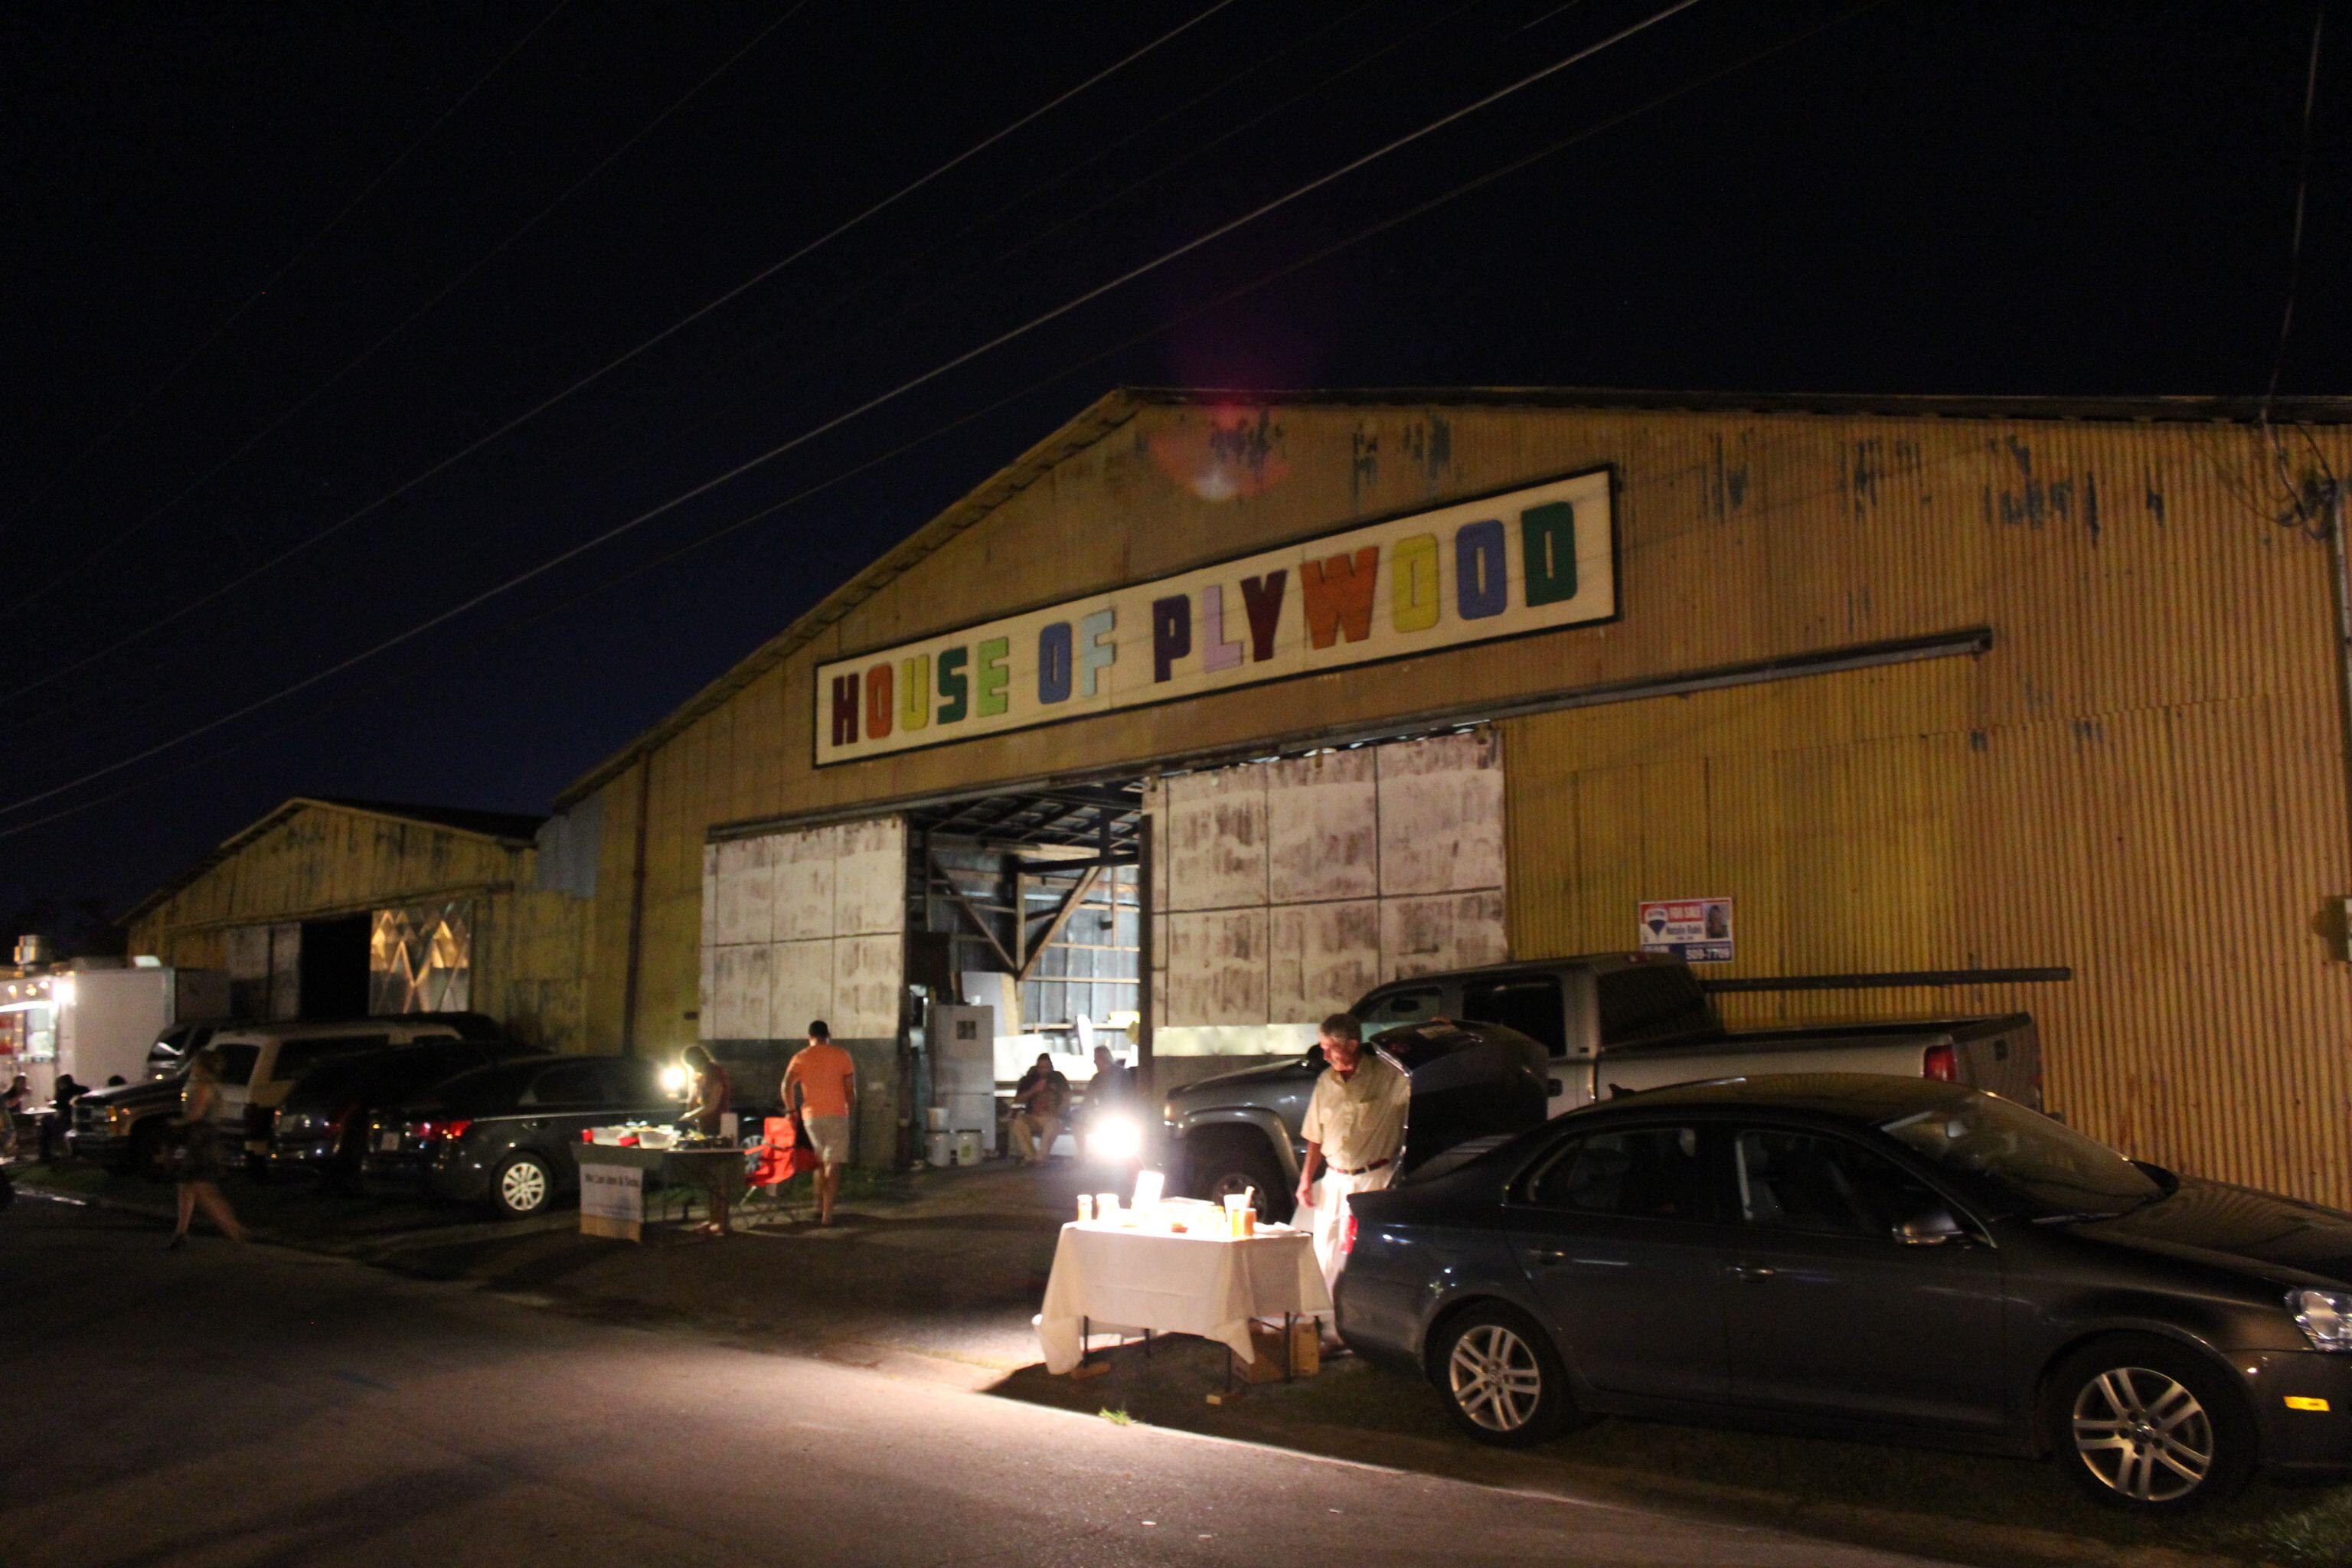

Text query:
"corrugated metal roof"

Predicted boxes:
[[122, 795, 545, 923], [553, 384, 2352, 807]]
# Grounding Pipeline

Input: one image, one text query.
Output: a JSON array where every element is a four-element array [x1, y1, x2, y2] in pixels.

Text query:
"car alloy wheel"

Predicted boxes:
[[498, 1157, 550, 1217], [2070, 1366, 2213, 1504], [1449, 1323, 1544, 1435]]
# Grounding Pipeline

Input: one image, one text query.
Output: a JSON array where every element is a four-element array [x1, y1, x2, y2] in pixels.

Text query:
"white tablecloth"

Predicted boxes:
[[1034, 1220, 1331, 1374]]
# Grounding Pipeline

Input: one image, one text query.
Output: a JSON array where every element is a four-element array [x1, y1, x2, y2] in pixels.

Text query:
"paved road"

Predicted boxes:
[[1, 1193, 1956, 1568]]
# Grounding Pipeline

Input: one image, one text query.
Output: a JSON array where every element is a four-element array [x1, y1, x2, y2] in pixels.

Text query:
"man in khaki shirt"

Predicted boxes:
[[1293, 1011, 1410, 1301]]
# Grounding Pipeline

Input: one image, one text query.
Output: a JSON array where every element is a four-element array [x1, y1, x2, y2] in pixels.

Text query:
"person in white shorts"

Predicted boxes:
[[783, 1021, 858, 1227], [1293, 1011, 1410, 1318]]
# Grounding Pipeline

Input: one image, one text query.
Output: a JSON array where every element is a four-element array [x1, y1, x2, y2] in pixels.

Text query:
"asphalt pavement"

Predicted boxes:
[[0, 1191, 1961, 1568]]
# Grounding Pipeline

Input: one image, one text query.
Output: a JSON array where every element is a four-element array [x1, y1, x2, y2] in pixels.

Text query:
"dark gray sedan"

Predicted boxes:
[[1336, 1073, 2352, 1512]]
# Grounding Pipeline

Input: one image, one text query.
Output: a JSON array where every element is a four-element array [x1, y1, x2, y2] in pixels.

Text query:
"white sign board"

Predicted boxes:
[[579, 1160, 643, 1230], [1638, 897, 1734, 964], [814, 468, 1615, 764]]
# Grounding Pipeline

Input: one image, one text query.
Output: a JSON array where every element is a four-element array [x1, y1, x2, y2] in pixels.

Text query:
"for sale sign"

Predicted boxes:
[[1638, 898, 1733, 964]]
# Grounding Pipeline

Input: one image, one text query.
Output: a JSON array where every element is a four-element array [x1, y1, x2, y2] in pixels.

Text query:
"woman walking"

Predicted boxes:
[[168, 1047, 246, 1250]]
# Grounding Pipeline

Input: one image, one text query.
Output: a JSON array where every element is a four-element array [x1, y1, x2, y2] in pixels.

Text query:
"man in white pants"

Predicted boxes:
[[1293, 1011, 1410, 1316]]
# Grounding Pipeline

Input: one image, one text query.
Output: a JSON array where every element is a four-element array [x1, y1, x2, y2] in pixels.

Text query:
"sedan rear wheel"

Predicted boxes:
[[2047, 1336, 2252, 1511], [1432, 1304, 1572, 1446], [491, 1154, 554, 1219]]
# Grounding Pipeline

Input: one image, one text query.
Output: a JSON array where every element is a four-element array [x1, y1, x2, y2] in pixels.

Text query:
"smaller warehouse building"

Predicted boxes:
[[126, 797, 597, 1054]]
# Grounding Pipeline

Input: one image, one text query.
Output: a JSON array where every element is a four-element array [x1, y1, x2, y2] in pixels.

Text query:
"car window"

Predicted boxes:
[[1462, 978, 1564, 1054], [1594, 966, 1716, 1044], [528, 1063, 606, 1106], [1360, 985, 1441, 1040], [598, 1059, 668, 1103], [1733, 1128, 1946, 1240], [211, 1044, 262, 1087], [272, 1035, 390, 1081], [1527, 1126, 1708, 1220]]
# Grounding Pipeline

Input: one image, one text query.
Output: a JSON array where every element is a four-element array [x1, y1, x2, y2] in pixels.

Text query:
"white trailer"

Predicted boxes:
[[54, 967, 228, 1090]]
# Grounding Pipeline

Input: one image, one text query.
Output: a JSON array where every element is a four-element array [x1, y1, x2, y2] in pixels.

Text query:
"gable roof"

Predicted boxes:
[[123, 795, 546, 925], [554, 384, 2352, 808]]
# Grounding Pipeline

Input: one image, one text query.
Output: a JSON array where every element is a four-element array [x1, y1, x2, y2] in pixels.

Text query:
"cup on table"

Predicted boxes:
[[1077, 1194, 1093, 1223], [1223, 1193, 1250, 1237], [1097, 1193, 1120, 1222]]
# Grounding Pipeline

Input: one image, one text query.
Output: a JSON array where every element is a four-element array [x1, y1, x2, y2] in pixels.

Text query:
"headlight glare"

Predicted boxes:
[[1085, 1113, 1145, 1164], [2290, 1289, 2352, 1351]]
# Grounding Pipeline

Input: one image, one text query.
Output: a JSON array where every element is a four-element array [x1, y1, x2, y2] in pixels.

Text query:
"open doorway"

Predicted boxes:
[[904, 781, 1145, 1160]]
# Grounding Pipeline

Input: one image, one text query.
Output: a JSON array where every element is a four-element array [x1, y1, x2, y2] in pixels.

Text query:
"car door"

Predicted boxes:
[[1720, 1124, 2007, 1430], [1504, 1121, 1732, 1403]]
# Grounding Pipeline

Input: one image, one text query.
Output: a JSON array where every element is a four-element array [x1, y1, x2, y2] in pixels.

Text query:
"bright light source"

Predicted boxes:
[[1085, 1112, 1145, 1164], [659, 1064, 689, 1096], [51, 978, 74, 1007]]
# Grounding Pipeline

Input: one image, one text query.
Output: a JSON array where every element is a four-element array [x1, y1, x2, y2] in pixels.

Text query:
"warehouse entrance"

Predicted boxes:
[[905, 782, 1145, 1158]]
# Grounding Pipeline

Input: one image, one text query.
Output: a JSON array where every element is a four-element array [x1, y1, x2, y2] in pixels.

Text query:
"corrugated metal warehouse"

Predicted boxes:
[[543, 387, 2352, 1199], [126, 797, 599, 1054]]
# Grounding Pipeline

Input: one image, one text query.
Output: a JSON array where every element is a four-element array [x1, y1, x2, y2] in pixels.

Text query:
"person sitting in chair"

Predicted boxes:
[[1007, 1053, 1070, 1166]]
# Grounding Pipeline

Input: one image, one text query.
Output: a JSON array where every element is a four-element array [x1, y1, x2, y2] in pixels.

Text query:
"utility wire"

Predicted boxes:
[[0, 0, 1702, 821], [0, 0, 1233, 708], [6, 0, 1876, 843], [999, 0, 1494, 268], [2259, 2, 2336, 530], [10, 0, 575, 570], [3, 0, 808, 626]]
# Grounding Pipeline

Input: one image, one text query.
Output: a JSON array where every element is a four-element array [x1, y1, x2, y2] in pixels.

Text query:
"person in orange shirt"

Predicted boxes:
[[783, 1021, 857, 1227]]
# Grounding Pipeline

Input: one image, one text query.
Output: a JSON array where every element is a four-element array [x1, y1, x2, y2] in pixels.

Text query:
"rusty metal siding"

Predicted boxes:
[[584, 398, 2352, 1204], [1500, 415, 2352, 1206], [127, 802, 597, 1054]]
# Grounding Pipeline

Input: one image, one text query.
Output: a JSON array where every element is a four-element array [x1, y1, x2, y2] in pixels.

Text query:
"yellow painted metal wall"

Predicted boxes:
[[129, 803, 596, 1054], [580, 395, 2352, 1206]]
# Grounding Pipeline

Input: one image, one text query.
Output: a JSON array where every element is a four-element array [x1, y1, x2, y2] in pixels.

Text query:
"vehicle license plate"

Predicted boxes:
[[378, 1132, 400, 1152]]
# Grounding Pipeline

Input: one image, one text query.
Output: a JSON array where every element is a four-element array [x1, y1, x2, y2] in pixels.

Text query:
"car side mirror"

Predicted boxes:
[[1894, 1207, 1965, 1246]]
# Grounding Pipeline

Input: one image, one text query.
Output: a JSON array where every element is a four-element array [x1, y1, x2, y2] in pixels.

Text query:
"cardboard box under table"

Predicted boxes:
[[574, 1143, 746, 1242], [1034, 1220, 1331, 1392]]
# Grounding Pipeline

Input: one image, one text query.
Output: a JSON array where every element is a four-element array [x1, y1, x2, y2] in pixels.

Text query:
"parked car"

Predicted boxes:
[[71, 1041, 261, 1177], [1165, 952, 2040, 1219], [1336, 1073, 2352, 1512], [361, 1054, 681, 1218], [75, 1014, 506, 1174], [269, 1035, 540, 1182], [219, 1014, 508, 1170], [145, 1018, 232, 1081]]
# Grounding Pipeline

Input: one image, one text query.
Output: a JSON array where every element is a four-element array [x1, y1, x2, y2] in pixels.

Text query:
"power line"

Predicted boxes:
[[11, 0, 575, 560], [5, 0, 1878, 844], [999, 0, 1495, 270], [0, 0, 1704, 822], [2260, 2, 2335, 531], [4, 0, 807, 625], [0, 0, 1234, 709]]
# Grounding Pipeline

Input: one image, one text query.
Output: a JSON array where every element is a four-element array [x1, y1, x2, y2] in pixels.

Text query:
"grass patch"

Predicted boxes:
[[1099, 1406, 1134, 1426]]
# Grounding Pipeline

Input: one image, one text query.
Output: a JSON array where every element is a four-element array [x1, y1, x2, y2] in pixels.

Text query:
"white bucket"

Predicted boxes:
[[956, 1129, 982, 1165], [926, 1130, 956, 1168], [925, 1106, 949, 1132]]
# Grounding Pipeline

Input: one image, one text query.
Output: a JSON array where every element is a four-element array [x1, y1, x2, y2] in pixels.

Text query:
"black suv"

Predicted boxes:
[[361, 1055, 679, 1218], [271, 1036, 540, 1183]]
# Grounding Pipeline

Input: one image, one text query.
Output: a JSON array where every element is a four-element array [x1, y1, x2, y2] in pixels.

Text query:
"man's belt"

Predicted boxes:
[[1327, 1158, 1393, 1176]]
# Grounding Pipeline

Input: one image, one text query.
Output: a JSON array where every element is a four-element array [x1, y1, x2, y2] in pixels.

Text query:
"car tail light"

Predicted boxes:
[[431, 1118, 472, 1142], [1339, 1212, 1359, 1259], [1923, 1044, 1958, 1083]]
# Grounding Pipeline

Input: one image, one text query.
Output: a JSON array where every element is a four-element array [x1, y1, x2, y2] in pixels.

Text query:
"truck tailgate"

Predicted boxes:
[[1949, 1014, 2041, 1109]]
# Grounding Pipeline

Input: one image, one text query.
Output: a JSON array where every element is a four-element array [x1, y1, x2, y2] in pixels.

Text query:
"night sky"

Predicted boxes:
[[4, 0, 2344, 933]]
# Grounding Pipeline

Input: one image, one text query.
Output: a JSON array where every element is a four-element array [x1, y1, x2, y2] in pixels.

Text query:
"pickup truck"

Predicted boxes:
[[1163, 952, 2040, 1219]]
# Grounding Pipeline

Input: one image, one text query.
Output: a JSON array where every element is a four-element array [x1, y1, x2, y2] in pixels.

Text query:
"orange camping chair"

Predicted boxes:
[[746, 1114, 821, 1190]]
